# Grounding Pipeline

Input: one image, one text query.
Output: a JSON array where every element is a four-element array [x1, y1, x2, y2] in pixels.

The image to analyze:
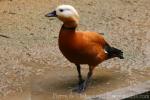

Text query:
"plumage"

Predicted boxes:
[[59, 27, 107, 66], [45, 5, 124, 92]]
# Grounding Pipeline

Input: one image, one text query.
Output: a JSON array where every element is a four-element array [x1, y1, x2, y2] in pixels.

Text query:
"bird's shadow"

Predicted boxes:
[[31, 69, 113, 94]]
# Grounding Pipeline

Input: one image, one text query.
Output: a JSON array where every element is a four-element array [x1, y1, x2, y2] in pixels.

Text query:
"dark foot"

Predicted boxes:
[[79, 80, 84, 86], [72, 81, 87, 93]]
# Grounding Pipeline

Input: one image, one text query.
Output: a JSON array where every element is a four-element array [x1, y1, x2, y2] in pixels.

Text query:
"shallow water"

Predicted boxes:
[[2, 66, 150, 100]]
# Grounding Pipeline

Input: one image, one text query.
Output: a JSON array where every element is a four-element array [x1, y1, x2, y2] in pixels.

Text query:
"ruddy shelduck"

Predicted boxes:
[[45, 5, 124, 92]]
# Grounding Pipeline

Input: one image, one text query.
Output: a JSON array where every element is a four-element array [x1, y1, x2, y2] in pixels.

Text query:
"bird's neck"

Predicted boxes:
[[62, 21, 78, 30]]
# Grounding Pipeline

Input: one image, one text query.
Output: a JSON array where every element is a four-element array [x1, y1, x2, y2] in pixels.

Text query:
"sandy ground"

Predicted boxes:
[[0, 0, 150, 100]]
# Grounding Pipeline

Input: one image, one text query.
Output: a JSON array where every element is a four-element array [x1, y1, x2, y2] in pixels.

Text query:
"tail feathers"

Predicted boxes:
[[105, 45, 124, 59], [110, 47, 124, 59]]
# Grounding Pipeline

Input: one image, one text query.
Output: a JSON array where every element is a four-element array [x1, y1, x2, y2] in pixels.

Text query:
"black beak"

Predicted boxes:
[[45, 10, 57, 17]]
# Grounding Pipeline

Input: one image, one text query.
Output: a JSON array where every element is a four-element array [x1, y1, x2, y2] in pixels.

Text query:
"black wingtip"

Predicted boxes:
[[105, 45, 124, 59], [116, 49, 124, 59], [119, 54, 124, 59]]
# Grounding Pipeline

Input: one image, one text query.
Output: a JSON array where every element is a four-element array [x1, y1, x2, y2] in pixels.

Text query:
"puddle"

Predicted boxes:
[[2, 64, 150, 100]]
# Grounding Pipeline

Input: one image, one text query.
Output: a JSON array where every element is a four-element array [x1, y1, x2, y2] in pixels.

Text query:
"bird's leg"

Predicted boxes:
[[76, 64, 84, 85], [73, 64, 84, 92], [79, 66, 94, 92]]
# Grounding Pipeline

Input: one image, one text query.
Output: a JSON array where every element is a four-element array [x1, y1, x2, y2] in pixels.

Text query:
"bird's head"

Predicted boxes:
[[45, 5, 79, 24]]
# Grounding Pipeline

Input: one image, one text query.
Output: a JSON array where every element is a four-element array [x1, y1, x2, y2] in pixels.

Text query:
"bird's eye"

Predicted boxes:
[[59, 9, 64, 12]]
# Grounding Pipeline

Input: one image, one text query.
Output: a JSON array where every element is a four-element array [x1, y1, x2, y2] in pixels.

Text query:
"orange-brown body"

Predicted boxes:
[[46, 5, 123, 92], [59, 28, 108, 66]]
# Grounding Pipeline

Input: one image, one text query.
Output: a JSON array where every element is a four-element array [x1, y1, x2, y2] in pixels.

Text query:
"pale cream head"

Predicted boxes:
[[45, 5, 80, 27], [55, 5, 79, 19]]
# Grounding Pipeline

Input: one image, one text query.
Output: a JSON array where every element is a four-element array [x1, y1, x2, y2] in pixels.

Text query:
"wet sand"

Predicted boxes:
[[2, 64, 150, 100]]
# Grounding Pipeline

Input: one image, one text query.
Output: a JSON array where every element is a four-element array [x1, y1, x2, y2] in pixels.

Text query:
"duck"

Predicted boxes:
[[45, 5, 124, 92]]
